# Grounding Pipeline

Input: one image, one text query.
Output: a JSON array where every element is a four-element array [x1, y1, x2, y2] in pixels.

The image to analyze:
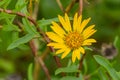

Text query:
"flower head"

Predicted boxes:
[[46, 13, 97, 63]]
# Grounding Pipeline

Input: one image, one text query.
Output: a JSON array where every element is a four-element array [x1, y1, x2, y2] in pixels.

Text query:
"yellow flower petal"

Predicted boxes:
[[82, 25, 95, 35], [83, 30, 97, 39], [72, 50, 77, 63], [56, 48, 66, 54], [79, 18, 91, 33], [46, 32, 63, 43], [58, 15, 71, 32], [73, 13, 78, 31], [51, 22, 66, 37], [79, 47, 85, 54], [65, 13, 72, 31], [61, 48, 71, 59], [75, 48, 81, 60], [47, 43, 66, 49], [77, 15, 82, 31], [82, 39, 96, 46]]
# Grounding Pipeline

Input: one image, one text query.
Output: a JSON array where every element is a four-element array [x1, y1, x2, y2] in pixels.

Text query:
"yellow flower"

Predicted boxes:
[[46, 13, 97, 63]]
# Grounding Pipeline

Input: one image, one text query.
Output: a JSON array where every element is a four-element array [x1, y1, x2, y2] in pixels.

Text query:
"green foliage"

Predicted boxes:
[[94, 55, 120, 80], [27, 63, 33, 80], [7, 33, 35, 50], [55, 65, 79, 75], [0, 0, 120, 80]]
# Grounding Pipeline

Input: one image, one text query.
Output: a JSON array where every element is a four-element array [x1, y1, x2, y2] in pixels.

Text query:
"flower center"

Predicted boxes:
[[65, 31, 83, 49]]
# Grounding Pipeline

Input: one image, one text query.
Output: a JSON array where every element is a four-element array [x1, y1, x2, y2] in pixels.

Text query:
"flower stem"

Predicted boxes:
[[65, 0, 78, 13], [78, 0, 83, 15], [76, 54, 86, 77], [56, 0, 65, 12]]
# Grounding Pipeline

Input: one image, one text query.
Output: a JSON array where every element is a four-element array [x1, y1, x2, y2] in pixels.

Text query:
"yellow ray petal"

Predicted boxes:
[[75, 48, 81, 60], [82, 39, 96, 46], [47, 43, 66, 49], [83, 30, 97, 39], [58, 15, 70, 32], [73, 13, 78, 31], [76, 48, 82, 60], [61, 48, 71, 59], [65, 13, 72, 31], [46, 32, 64, 43], [56, 48, 66, 55], [79, 47, 85, 54], [82, 25, 95, 35], [77, 15, 82, 31], [72, 50, 77, 63], [51, 22, 66, 37], [82, 42, 92, 46], [79, 18, 91, 33]]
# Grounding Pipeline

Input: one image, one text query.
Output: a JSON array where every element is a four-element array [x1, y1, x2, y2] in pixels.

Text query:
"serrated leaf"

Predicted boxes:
[[55, 65, 79, 75], [7, 33, 35, 50], [27, 63, 33, 80], [94, 55, 120, 80]]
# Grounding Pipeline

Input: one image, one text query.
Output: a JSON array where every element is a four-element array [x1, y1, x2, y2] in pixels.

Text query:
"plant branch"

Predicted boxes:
[[65, 0, 78, 13], [0, 8, 62, 69], [56, 0, 65, 12], [78, 0, 83, 15], [29, 40, 51, 80]]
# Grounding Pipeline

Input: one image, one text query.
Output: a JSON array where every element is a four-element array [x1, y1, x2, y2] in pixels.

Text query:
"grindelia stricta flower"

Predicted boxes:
[[46, 13, 97, 63]]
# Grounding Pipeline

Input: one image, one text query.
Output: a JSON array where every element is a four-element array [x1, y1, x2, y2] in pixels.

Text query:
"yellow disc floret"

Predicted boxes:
[[65, 31, 83, 49]]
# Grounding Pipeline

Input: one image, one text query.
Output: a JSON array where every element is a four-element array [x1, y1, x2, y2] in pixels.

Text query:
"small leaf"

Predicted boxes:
[[27, 63, 33, 80], [55, 65, 79, 75], [7, 33, 35, 50], [94, 55, 120, 80]]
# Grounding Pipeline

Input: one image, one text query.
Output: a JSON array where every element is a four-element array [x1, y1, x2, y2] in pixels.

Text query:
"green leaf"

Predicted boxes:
[[55, 65, 79, 75], [113, 36, 119, 48], [27, 63, 33, 80], [60, 76, 81, 80], [3, 19, 20, 32], [117, 71, 120, 79], [98, 67, 109, 80], [22, 18, 37, 34], [0, 0, 11, 8], [15, 0, 28, 14], [7, 33, 35, 50], [94, 55, 120, 80]]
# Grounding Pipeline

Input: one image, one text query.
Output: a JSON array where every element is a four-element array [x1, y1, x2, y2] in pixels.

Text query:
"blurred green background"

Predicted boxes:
[[0, 0, 120, 80]]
